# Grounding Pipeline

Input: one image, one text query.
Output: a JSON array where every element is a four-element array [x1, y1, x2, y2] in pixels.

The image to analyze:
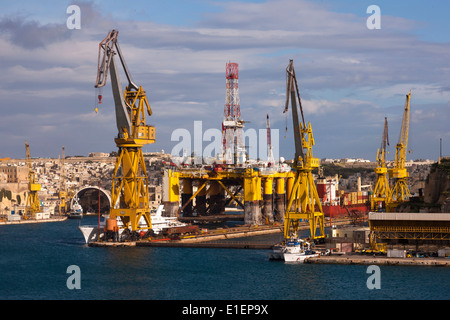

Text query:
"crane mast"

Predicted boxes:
[[95, 29, 155, 231], [266, 114, 274, 165], [25, 141, 41, 218], [58, 146, 67, 215], [387, 91, 411, 211], [371, 117, 390, 211], [283, 60, 324, 240]]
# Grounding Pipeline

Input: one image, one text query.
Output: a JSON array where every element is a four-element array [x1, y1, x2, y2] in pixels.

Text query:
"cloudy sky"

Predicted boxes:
[[0, 0, 449, 161]]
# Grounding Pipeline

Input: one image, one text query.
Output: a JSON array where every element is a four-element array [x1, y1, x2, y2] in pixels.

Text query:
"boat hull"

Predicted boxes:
[[269, 237, 319, 263], [283, 252, 319, 263], [78, 205, 187, 244], [68, 213, 82, 219], [79, 225, 102, 243]]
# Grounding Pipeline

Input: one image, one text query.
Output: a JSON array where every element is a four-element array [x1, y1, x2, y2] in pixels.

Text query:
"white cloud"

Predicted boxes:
[[0, 0, 448, 160]]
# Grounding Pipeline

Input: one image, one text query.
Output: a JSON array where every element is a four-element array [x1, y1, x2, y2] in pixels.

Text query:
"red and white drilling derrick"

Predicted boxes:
[[222, 62, 245, 165]]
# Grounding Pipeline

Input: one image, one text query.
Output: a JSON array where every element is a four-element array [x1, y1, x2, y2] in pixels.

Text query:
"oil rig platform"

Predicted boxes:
[[162, 62, 300, 229], [162, 166, 295, 226]]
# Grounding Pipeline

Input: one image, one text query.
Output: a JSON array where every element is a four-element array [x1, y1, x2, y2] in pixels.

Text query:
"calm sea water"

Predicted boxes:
[[0, 216, 448, 300]]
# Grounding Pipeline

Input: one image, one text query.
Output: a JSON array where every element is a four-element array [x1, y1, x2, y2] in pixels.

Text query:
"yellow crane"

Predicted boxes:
[[371, 117, 390, 211], [58, 146, 67, 215], [95, 29, 155, 231], [25, 141, 41, 218], [283, 60, 324, 240], [387, 91, 411, 212]]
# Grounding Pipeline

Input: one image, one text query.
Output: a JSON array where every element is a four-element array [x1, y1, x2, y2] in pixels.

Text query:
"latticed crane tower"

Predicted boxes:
[[387, 91, 411, 212]]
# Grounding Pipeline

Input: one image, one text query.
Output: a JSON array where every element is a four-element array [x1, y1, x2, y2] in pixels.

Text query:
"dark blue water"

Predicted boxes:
[[0, 216, 449, 300]]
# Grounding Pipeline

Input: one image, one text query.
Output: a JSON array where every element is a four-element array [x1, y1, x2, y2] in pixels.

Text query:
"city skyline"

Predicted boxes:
[[0, 1, 449, 161]]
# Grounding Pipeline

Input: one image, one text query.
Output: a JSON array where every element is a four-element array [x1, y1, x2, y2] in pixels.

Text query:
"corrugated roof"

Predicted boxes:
[[369, 212, 450, 221]]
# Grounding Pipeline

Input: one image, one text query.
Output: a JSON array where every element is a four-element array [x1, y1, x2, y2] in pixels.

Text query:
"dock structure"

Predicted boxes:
[[0, 216, 67, 225], [162, 167, 295, 227], [369, 212, 450, 246], [306, 255, 450, 267], [89, 224, 284, 249]]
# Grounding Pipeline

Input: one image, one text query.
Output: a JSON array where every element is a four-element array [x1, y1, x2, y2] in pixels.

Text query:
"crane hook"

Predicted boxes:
[[95, 88, 102, 113]]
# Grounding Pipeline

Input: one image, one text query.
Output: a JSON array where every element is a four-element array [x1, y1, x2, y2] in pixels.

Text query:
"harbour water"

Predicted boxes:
[[0, 216, 448, 300]]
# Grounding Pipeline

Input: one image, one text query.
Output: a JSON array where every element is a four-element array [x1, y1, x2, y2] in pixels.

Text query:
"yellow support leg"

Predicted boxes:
[[110, 145, 151, 231]]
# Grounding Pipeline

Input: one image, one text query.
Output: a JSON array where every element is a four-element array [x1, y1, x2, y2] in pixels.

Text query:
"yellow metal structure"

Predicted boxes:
[[58, 146, 67, 215], [25, 141, 41, 218], [175, 165, 293, 223], [243, 168, 262, 203], [371, 117, 390, 211], [283, 60, 324, 240], [387, 91, 411, 212], [95, 30, 154, 231]]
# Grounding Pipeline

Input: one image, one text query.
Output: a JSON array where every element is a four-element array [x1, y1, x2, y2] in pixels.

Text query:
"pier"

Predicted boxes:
[[0, 216, 67, 225], [137, 241, 274, 249], [89, 224, 283, 249], [305, 254, 450, 267]]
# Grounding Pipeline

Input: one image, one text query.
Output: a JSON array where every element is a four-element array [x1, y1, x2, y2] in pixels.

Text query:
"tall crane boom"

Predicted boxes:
[[95, 30, 138, 91], [381, 117, 389, 165], [94, 29, 155, 232], [282, 60, 324, 240], [387, 91, 411, 211], [284, 60, 305, 164], [59, 146, 67, 215], [371, 117, 390, 211], [266, 114, 274, 164], [95, 29, 154, 146], [395, 91, 411, 171], [25, 141, 41, 218]]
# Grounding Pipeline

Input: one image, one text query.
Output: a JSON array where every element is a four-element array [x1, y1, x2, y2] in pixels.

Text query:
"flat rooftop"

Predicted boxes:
[[369, 212, 450, 222]]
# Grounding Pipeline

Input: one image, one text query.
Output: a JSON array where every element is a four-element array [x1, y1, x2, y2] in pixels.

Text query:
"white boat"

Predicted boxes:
[[68, 197, 83, 219], [269, 237, 319, 263], [78, 205, 186, 244], [268, 244, 284, 260]]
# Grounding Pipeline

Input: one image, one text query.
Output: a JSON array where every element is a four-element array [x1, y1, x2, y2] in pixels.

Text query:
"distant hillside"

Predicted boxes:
[[317, 163, 375, 179], [424, 159, 450, 212]]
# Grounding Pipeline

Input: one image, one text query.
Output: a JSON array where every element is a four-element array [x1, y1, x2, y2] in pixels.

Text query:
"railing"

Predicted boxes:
[[372, 226, 450, 233]]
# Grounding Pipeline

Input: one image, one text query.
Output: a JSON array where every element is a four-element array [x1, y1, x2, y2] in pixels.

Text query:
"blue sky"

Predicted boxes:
[[0, 0, 449, 161]]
